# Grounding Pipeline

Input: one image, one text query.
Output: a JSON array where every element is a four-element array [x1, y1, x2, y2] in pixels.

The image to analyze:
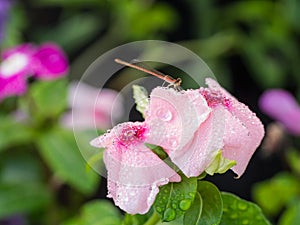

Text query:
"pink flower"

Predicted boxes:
[[0, 43, 68, 101], [90, 78, 264, 214], [0, 44, 35, 101], [61, 82, 124, 130], [32, 43, 69, 80], [90, 122, 181, 214], [259, 89, 300, 135]]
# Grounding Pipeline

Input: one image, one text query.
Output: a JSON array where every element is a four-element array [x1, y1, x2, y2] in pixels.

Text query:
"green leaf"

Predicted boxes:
[[241, 40, 285, 88], [205, 150, 236, 176], [279, 200, 300, 225], [184, 181, 222, 225], [132, 85, 149, 118], [62, 200, 122, 225], [74, 129, 106, 176], [252, 172, 300, 216], [220, 192, 271, 225], [33, 14, 102, 54], [285, 149, 300, 175], [0, 183, 52, 218], [36, 128, 99, 194], [156, 217, 183, 225], [23, 79, 68, 123], [184, 192, 203, 225], [154, 175, 197, 222], [0, 115, 32, 151], [0, 153, 43, 184]]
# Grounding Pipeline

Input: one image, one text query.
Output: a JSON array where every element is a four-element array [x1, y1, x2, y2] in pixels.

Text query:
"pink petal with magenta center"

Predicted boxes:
[[205, 78, 264, 177], [90, 122, 180, 214]]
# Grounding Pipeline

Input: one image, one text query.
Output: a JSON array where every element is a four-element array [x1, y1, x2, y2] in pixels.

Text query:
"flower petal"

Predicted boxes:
[[0, 75, 27, 101], [0, 44, 35, 79], [145, 87, 211, 152], [62, 82, 124, 130], [91, 122, 180, 214], [168, 107, 225, 177], [32, 43, 68, 79], [205, 78, 264, 177]]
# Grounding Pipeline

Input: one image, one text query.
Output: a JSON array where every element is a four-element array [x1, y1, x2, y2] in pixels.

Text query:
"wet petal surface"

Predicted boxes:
[[90, 122, 180, 214]]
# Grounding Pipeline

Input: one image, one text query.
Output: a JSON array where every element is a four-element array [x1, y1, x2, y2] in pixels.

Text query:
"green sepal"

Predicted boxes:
[[132, 85, 149, 118], [205, 150, 236, 176]]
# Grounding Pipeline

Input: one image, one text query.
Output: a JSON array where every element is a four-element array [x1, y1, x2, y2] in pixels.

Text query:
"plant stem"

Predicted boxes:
[[143, 211, 160, 225]]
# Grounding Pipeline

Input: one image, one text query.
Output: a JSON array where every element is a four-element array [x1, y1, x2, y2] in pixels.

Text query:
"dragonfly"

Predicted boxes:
[[114, 58, 182, 89]]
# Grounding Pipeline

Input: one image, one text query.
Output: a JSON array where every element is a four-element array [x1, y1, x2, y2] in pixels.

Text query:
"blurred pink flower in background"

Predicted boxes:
[[0, 42, 68, 101], [61, 82, 124, 130], [259, 89, 300, 135], [32, 43, 69, 80], [0, 44, 35, 101]]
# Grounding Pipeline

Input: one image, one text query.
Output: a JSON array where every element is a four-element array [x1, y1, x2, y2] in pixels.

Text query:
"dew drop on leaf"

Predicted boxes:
[[179, 199, 192, 211], [238, 202, 248, 211], [156, 206, 162, 213], [163, 208, 176, 222], [230, 213, 238, 219]]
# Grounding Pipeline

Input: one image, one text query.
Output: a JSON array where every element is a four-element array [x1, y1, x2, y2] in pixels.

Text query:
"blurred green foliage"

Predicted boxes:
[[3, 0, 300, 90]]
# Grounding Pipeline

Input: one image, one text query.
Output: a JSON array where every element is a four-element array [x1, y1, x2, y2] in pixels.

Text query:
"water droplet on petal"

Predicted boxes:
[[129, 191, 136, 196], [167, 137, 178, 148], [179, 199, 192, 211], [107, 192, 112, 198], [163, 208, 176, 222], [156, 108, 172, 122]]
